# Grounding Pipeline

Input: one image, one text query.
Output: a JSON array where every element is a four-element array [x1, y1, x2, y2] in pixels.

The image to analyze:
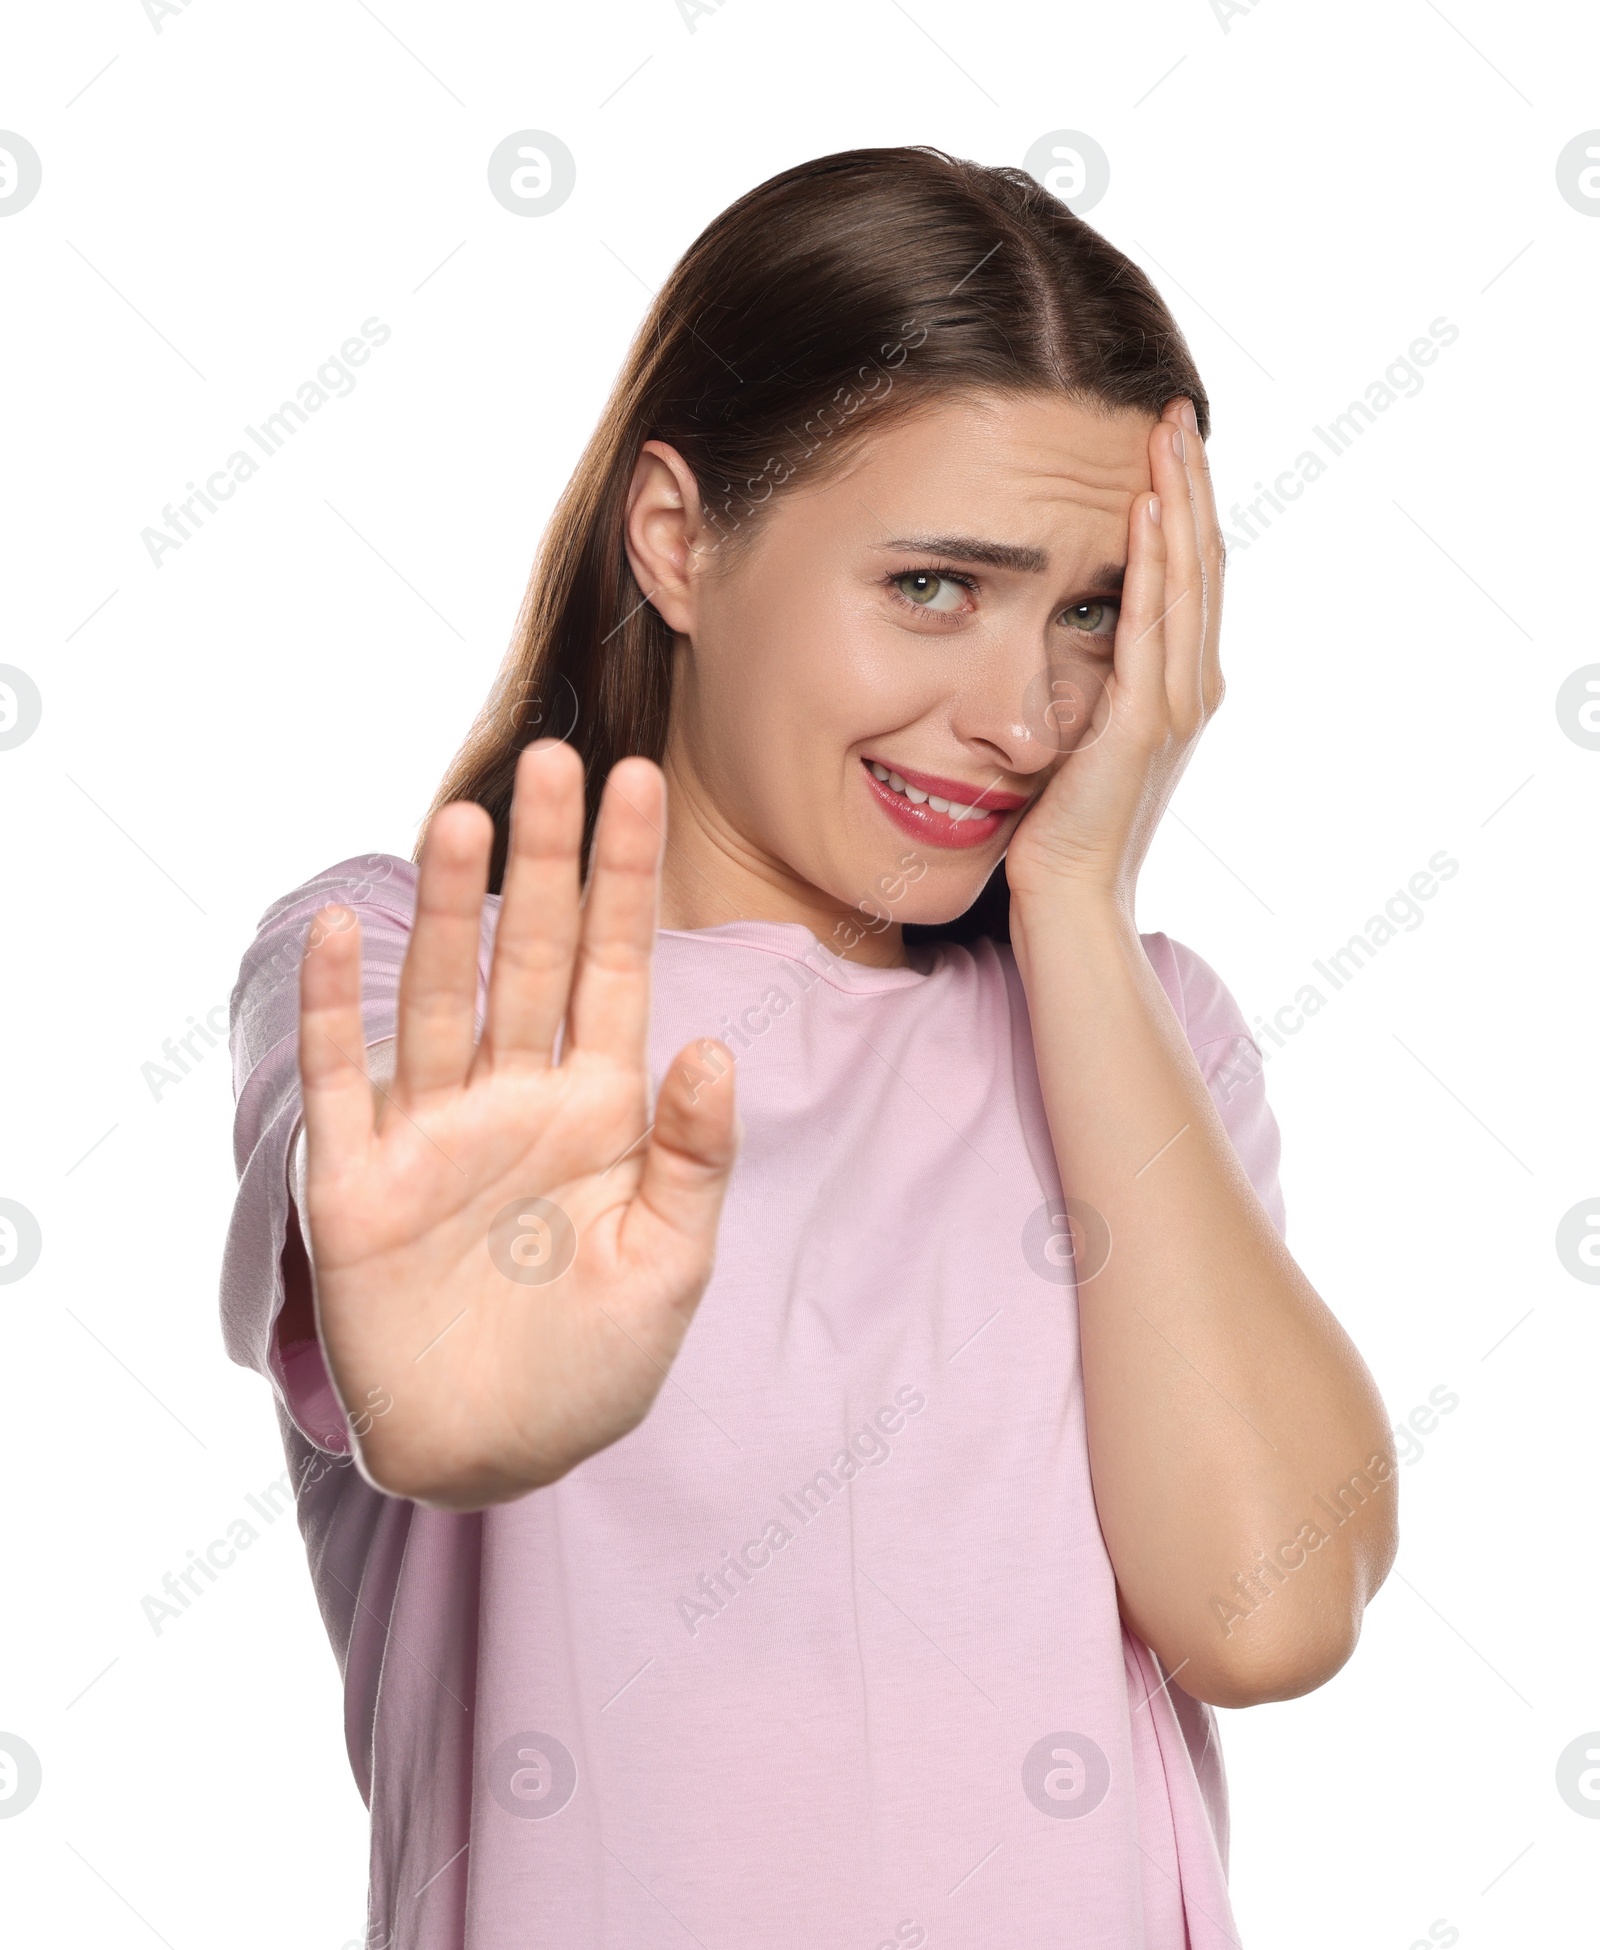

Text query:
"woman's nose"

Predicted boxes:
[[952, 652, 1111, 777]]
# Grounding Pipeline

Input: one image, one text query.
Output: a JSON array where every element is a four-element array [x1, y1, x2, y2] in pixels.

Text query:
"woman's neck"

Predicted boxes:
[[656, 754, 908, 968]]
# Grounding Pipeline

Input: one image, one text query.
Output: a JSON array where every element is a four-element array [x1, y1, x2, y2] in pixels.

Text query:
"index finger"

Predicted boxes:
[[1168, 396, 1225, 710]]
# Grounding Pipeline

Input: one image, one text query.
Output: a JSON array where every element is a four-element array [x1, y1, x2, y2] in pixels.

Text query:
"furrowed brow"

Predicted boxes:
[[878, 534, 1049, 574], [878, 535, 1127, 595]]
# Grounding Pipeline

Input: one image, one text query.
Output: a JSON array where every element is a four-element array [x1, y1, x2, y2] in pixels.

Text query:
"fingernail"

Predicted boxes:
[[1148, 494, 1162, 527], [1179, 398, 1199, 434], [1171, 425, 1186, 462]]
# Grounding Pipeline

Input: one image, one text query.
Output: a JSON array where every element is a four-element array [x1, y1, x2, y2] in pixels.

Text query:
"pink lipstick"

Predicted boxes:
[[860, 756, 1030, 850]]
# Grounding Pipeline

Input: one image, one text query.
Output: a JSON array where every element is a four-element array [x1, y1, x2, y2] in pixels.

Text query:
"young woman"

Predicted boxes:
[[224, 146, 1396, 1949]]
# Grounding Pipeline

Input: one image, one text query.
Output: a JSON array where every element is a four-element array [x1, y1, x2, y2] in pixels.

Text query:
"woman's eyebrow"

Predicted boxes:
[[876, 535, 1126, 594], [879, 533, 1048, 572]]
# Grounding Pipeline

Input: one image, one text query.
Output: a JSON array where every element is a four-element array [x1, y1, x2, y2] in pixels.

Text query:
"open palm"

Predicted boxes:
[[295, 741, 738, 1510]]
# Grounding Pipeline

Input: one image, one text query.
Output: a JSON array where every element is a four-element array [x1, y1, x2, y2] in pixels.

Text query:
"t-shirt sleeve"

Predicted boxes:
[[1140, 931, 1287, 1242], [220, 853, 425, 1455]]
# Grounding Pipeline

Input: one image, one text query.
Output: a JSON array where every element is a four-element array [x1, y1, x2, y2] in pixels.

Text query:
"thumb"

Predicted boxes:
[[630, 1038, 739, 1262]]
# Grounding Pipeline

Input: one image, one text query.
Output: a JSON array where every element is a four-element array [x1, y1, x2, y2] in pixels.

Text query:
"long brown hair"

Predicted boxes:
[[420, 144, 1209, 935]]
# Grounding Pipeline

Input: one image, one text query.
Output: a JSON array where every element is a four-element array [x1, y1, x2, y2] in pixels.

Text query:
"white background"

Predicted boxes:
[[2, 1, 1596, 1945]]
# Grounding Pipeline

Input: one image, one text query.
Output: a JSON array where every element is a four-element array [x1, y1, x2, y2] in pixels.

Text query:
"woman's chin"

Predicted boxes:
[[828, 862, 1007, 936]]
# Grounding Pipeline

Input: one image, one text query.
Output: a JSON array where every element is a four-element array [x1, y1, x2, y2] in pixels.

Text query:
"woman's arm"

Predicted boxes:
[[1011, 892, 1395, 1707], [1006, 397, 1395, 1708]]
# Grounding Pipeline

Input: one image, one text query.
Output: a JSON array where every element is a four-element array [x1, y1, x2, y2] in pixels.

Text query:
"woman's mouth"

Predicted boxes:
[[860, 757, 1030, 850]]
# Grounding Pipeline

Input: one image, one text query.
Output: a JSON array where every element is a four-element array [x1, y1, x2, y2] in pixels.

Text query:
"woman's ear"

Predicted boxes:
[[623, 439, 707, 636]]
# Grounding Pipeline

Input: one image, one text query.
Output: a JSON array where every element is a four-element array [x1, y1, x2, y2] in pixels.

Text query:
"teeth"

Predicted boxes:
[[869, 761, 985, 823]]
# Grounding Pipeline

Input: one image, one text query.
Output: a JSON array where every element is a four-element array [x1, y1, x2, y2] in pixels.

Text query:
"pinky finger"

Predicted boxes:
[[298, 905, 377, 1172]]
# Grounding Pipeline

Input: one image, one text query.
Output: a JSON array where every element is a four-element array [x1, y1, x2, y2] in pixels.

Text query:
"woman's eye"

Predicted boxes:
[[893, 571, 967, 613], [1062, 600, 1119, 637]]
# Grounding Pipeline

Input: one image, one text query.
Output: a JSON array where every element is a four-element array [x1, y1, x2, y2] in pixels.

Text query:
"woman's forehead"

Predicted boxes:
[[793, 393, 1155, 536]]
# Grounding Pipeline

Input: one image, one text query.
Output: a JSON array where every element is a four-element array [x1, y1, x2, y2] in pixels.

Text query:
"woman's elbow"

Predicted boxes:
[[1173, 1527, 1398, 1709], [1182, 1616, 1365, 1708]]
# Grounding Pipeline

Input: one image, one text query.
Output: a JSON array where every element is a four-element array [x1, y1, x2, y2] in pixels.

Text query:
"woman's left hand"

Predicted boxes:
[[1004, 396, 1226, 913]]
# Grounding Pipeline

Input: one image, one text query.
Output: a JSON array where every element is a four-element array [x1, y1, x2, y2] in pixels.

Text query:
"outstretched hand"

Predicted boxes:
[[295, 742, 738, 1510]]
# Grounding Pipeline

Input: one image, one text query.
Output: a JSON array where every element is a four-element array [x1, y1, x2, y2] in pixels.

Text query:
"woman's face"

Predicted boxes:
[[628, 389, 1158, 953]]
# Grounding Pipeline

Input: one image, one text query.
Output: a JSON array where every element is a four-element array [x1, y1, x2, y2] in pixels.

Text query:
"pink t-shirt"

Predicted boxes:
[[223, 854, 1284, 1950]]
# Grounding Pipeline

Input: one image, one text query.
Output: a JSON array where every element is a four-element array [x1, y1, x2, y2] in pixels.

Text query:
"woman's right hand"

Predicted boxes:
[[295, 741, 739, 1510]]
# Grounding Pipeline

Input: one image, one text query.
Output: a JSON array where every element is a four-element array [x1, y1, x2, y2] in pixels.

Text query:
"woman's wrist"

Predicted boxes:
[[1008, 872, 1139, 969]]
